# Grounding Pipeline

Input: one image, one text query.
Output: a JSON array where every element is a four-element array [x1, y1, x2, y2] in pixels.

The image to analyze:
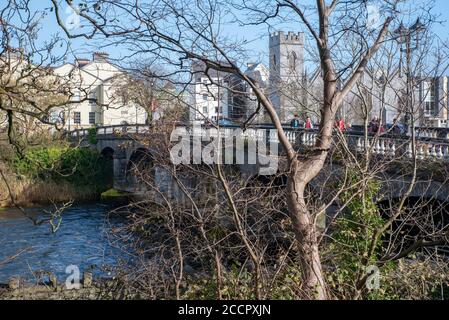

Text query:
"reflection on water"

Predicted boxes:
[[0, 204, 130, 283]]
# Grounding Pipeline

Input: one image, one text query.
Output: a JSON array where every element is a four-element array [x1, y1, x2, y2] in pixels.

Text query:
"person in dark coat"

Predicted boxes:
[[290, 114, 301, 128]]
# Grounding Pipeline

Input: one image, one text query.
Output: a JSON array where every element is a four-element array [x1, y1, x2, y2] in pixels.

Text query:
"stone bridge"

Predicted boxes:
[[73, 125, 156, 193], [69, 124, 449, 203]]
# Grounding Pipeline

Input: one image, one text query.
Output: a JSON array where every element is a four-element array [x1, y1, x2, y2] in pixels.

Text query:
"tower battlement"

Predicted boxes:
[[269, 31, 304, 47]]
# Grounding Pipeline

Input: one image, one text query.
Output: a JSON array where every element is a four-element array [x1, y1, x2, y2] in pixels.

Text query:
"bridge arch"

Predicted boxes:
[[100, 146, 115, 159], [125, 147, 155, 190], [377, 195, 449, 255], [100, 147, 115, 187]]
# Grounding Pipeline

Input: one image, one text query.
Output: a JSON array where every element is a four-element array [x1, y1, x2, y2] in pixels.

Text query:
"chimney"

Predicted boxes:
[[93, 52, 109, 62], [75, 58, 90, 68]]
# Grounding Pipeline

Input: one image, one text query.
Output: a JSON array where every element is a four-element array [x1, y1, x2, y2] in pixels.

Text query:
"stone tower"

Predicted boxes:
[[269, 31, 305, 122]]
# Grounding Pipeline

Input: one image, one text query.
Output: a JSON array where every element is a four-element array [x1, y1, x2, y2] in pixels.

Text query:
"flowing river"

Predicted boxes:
[[0, 204, 131, 284]]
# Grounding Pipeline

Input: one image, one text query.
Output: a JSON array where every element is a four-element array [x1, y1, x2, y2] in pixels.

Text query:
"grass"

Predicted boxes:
[[100, 188, 129, 204], [1, 174, 98, 208], [101, 188, 127, 197]]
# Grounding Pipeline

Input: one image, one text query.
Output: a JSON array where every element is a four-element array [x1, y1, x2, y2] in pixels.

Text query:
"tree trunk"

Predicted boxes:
[[287, 157, 328, 300], [285, 53, 336, 299]]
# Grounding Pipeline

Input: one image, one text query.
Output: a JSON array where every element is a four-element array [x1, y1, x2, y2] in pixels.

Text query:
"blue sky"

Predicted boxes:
[[25, 1, 449, 69], [429, 1, 449, 40]]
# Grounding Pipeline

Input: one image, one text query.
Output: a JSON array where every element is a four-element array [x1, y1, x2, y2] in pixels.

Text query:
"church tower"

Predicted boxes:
[[269, 31, 304, 122]]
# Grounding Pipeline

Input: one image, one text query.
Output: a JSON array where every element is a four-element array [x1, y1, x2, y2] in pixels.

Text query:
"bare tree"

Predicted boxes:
[[46, 0, 446, 299]]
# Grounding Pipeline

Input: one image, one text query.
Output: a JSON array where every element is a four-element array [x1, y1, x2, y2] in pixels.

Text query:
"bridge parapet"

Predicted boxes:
[[176, 125, 449, 162], [68, 124, 449, 163], [69, 124, 152, 139]]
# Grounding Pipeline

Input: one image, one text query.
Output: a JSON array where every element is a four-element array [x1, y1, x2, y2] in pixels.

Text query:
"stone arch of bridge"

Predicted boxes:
[[100, 146, 115, 160], [125, 147, 155, 189], [100, 146, 115, 187]]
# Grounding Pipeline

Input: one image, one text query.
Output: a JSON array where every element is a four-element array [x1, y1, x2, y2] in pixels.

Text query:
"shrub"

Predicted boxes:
[[13, 147, 112, 194], [87, 127, 98, 144]]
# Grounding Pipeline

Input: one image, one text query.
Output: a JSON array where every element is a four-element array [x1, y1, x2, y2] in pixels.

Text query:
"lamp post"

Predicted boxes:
[[147, 77, 156, 124], [394, 18, 426, 136]]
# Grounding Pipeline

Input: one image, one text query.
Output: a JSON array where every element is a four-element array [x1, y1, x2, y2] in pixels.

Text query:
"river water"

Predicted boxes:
[[0, 204, 131, 283]]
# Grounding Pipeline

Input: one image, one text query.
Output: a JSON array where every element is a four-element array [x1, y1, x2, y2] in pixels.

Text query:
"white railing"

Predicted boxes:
[[355, 136, 449, 161], [69, 124, 151, 138], [68, 124, 449, 162], [416, 128, 449, 140]]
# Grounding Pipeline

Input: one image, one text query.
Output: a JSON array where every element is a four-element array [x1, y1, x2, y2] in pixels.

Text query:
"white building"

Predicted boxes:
[[189, 61, 230, 124], [53, 52, 147, 130], [341, 70, 404, 126], [418, 76, 449, 128], [243, 63, 269, 123], [342, 71, 449, 128], [0, 48, 70, 132], [186, 30, 449, 129]]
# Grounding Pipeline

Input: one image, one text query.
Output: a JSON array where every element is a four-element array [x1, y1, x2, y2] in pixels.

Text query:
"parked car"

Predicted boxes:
[[217, 118, 237, 126]]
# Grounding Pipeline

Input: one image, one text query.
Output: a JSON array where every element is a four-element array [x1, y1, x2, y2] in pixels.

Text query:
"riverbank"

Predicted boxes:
[[0, 276, 143, 300], [1, 172, 129, 208], [1, 146, 114, 208], [0, 175, 100, 208]]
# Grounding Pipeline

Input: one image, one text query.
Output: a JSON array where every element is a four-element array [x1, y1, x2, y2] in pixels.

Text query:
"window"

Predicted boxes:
[[72, 91, 81, 101], [203, 94, 208, 101], [89, 112, 96, 124], [89, 89, 98, 105], [74, 112, 81, 124], [289, 51, 298, 71], [203, 106, 208, 114], [201, 79, 209, 90], [59, 111, 65, 124], [423, 80, 436, 117], [121, 110, 129, 115]]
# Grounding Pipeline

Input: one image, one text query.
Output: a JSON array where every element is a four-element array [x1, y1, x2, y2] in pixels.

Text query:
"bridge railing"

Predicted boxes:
[[350, 124, 449, 140], [68, 123, 449, 162], [69, 124, 152, 138], [176, 125, 449, 161], [282, 129, 449, 160], [346, 134, 449, 160]]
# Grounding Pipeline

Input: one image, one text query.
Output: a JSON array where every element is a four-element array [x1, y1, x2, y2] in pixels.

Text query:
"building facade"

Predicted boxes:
[[187, 30, 449, 129], [189, 61, 230, 124], [52, 52, 148, 130], [418, 76, 448, 127], [243, 62, 269, 123]]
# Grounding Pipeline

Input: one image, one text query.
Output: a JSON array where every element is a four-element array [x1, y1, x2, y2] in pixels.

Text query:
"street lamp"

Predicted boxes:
[[394, 18, 427, 136], [146, 77, 156, 124]]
